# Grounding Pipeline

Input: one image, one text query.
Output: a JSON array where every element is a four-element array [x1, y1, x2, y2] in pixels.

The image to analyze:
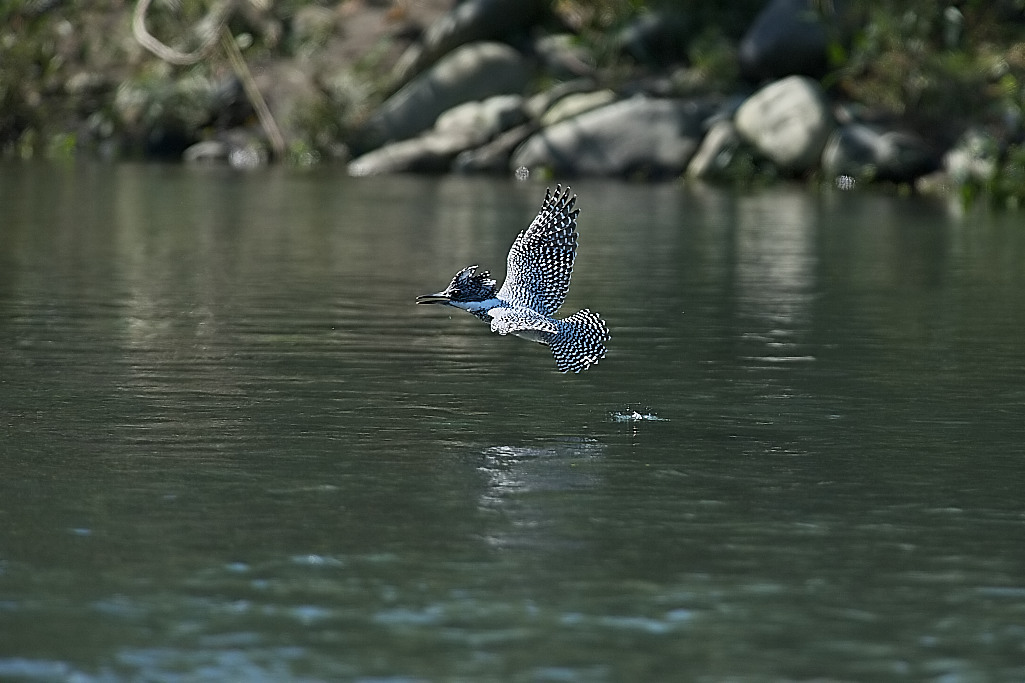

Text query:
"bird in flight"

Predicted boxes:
[[416, 185, 609, 373]]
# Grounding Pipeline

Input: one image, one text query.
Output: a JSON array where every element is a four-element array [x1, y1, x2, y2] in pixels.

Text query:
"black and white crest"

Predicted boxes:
[[445, 265, 497, 302]]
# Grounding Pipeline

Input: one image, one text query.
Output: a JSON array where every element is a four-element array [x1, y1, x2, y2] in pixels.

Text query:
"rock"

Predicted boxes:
[[540, 90, 618, 127], [739, 0, 832, 81], [389, 0, 548, 87], [615, 10, 690, 66], [454, 122, 539, 173], [434, 94, 525, 143], [183, 128, 268, 168], [183, 140, 228, 164], [349, 94, 526, 176], [510, 97, 712, 178], [686, 119, 742, 179], [355, 41, 531, 153], [348, 130, 477, 176], [734, 75, 834, 174], [821, 123, 938, 182]]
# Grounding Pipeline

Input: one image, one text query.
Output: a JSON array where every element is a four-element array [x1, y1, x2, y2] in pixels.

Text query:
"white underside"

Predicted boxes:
[[448, 298, 502, 314], [446, 299, 555, 345]]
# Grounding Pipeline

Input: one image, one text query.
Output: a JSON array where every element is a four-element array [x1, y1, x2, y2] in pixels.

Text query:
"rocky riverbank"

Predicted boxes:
[[3, 0, 1025, 205]]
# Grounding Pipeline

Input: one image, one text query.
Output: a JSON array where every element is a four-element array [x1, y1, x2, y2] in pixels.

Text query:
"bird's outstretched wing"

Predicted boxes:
[[496, 185, 579, 317]]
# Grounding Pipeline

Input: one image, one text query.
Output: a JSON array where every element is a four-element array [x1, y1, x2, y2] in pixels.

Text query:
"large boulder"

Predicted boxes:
[[734, 75, 834, 174], [355, 41, 531, 153], [389, 0, 547, 87], [510, 97, 711, 178], [821, 123, 939, 182], [739, 0, 833, 81]]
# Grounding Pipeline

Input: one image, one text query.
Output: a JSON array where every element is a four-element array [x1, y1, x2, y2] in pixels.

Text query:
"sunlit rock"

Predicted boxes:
[[508, 96, 709, 179], [734, 75, 834, 174], [434, 94, 526, 143], [511, 97, 711, 178]]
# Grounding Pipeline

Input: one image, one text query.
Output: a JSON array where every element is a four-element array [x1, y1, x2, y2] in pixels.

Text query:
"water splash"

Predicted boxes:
[[610, 410, 668, 423]]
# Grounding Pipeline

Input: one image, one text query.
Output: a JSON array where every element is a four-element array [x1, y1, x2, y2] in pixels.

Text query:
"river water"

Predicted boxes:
[[1, 163, 1023, 681]]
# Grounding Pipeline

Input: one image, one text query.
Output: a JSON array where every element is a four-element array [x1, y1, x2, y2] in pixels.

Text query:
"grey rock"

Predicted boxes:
[[734, 75, 834, 174], [511, 97, 712, 178], [183, 129, 268, 168], [357, 41, 531, 153], [739, 0, 833, 81], [390, 0, 547, 87], [349, 94, 525, 176], [454, 122, 539, 173], [822, 123, 938, 182], [183, 140, 228, 164], [435, 94, 526, 144], [348, 130, 477, 176], [540, 90, 618, 127]]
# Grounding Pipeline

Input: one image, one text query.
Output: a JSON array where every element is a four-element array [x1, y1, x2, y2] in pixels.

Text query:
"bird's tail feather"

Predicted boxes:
[[551, 309, 610, 373]]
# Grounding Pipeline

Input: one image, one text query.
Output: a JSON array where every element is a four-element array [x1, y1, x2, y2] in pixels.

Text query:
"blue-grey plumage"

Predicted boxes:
[[417, 185, 609, 373]]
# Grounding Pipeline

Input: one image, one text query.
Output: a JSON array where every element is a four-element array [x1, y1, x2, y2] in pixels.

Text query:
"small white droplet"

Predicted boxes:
[[835, 174, 855, 191], [514, 166, 529, 181]]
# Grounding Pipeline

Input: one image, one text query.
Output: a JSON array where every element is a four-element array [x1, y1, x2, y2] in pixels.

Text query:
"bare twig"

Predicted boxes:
[[132, 0, 286, 161], [219, 25, 286, 159]]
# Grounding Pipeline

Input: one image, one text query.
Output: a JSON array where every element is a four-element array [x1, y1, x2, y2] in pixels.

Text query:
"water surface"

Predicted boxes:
[[1, 164, 1024, 681]]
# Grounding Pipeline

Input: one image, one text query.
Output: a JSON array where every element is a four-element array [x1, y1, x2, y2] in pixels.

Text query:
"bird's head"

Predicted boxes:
[[416, 265, 497, 305]]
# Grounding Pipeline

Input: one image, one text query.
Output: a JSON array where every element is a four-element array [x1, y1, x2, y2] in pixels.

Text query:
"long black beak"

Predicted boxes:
[[416, 292, 450, 305]]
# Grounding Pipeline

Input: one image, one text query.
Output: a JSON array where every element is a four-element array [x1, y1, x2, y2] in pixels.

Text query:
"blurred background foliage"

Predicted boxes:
[[1, 0, 1024, 205]]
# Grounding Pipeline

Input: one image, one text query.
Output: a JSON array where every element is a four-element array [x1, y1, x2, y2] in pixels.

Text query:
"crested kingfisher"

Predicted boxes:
[[416, 185, 609, 373]]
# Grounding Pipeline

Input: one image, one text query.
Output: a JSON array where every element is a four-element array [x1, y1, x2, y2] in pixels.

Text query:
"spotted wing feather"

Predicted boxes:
[[497, 185, 579, 317]]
